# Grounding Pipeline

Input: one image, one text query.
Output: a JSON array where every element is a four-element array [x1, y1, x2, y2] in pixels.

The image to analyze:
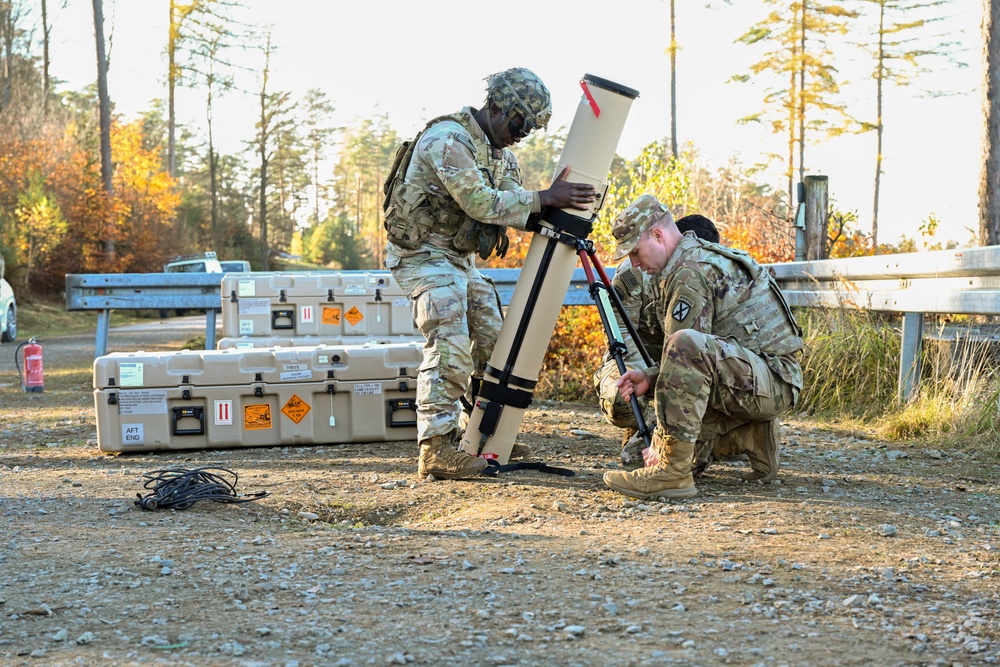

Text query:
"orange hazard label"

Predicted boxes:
[[244, 404, 272, 430], [281, 394, 311, 424], [345, 306, 364, 326], [322, 307, 341, 325]]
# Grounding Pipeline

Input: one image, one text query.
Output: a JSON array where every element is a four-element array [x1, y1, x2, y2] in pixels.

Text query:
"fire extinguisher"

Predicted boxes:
[[15, 337, 44, 393]]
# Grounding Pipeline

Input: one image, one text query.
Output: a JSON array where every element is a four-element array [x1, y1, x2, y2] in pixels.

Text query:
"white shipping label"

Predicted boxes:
[[237, 279, 256, 297], [353, 382, 383, 396], [344, 286, 366, 295], [280, 370, 313, 382], [118, 362, 144, 387], [117, 389, 167, 415], [239, 319, 254, 335], [121, 424, 144, 446], [300, 305, 314, 323], [238, 298, 270, 315], [283, 363, 308, 371], [392, 298, 409, 308], [236, 342, 254, 349], [215, 400, 233, 425]]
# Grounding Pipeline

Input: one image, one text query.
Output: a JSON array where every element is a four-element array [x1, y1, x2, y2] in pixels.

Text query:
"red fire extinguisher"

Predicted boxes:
[[15, 337, 44, 393]]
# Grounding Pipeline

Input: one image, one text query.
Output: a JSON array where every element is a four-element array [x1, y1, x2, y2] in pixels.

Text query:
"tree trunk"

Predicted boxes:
[[259, 87, 269, 271], [981, 0, 1000, 246], [207, 71, 219, 242], [92, 0, 115, 259], [1, 4, 12, 112], [669, 0, 678, 160], [168, 0, 178, 178], [42, 0, 50, 116], [873, 1, 886, 252], [798, 0, 807, 187]]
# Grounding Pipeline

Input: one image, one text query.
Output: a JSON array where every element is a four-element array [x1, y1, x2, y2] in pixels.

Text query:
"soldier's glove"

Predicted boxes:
[[495, 229, 510, 258], [476, 224, 509, 260]]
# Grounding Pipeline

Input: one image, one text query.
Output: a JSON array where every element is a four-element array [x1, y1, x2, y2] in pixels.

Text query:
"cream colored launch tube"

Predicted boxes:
[[460, 74, 639, 464]]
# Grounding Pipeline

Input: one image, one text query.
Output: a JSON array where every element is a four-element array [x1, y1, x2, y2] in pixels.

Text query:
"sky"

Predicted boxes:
[[40, 0, 984, 246]]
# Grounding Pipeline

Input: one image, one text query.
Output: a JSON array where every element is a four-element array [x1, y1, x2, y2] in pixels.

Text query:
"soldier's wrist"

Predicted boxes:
[[530, 192, 542, 214]]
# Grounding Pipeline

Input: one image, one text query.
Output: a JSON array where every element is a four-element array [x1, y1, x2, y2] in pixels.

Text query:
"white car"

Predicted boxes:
[[161, 252, 223, 317], [1, 256, 16, 342], [219, 260, 251, 273]]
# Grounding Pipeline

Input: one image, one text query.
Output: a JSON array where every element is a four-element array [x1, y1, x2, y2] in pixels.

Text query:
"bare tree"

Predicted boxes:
[[250, 35, 294, 270], [669, 0, 678, 160], [854, 0, 963, 249], [91, 0, 114, 258], [41, 0, 49, 115], [733, 1, 856, 212]]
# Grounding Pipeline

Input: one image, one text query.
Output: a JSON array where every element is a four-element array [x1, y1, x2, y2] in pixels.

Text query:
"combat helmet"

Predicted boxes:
[[485, 67, 552, 140]]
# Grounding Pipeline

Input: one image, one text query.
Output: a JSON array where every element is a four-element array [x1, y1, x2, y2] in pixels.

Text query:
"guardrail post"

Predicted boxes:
[[804, 175, 829, 261], [95, 309, 111, 358], [205, 310, 217, 350], [898, 312, 924, 403]]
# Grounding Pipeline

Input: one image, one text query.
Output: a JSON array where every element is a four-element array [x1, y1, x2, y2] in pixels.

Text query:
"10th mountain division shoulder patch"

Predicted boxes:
[[672, 299, 692, 322]]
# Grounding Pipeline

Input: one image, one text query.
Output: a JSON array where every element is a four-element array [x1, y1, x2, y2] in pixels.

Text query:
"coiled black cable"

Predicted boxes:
[[134, 466, 269, 511]]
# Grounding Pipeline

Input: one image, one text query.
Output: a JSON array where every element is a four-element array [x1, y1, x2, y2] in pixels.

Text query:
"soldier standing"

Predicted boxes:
[[602, 195, 803, 499], [384, 67, 597, 480]]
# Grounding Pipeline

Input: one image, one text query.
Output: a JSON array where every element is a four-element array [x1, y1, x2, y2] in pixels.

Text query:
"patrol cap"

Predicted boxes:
[[611, 194, 672, 261]]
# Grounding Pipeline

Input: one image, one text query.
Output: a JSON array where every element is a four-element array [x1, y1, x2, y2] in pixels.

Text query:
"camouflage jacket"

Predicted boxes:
[[389, 107, 540, 258], [610, 259, 665, 364], [645, 233, 804, 390]]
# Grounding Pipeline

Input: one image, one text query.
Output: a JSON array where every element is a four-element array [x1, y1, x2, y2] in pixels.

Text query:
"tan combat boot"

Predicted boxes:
[[740, 419, 780, 482], [417, 433, 487, 480], [603, 434, 698, 500], [692, 436, 718, 477]]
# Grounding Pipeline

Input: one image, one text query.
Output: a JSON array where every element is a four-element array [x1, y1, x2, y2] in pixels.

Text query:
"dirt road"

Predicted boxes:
[[0, 321, 997, 666]]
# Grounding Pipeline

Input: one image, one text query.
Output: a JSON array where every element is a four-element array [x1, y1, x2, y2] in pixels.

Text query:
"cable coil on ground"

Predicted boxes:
[[134, 466, 269, 511]]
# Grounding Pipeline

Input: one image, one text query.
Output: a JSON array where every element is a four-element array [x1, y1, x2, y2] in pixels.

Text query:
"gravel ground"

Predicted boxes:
[[0, 321, 997, 667]]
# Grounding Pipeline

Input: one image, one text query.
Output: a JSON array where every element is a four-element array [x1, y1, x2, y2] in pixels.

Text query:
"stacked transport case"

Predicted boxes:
[[94, 271, 423, 453]]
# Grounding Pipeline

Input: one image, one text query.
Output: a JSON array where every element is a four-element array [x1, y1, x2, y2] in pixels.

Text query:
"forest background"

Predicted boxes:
[[0, 0, 992, 407]]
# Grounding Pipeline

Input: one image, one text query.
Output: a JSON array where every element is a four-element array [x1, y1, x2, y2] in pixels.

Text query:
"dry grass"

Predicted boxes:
[[797, 307, 1000, 457]]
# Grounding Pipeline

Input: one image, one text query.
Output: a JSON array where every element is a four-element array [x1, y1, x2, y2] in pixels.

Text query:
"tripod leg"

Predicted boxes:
[[578, 249, 652, 449]]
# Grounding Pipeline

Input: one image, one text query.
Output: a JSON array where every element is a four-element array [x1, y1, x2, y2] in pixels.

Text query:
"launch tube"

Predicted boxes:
[[461, 74, 639, 463]]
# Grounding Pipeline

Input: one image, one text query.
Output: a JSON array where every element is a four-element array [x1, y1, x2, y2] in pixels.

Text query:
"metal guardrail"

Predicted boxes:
[[66, 245, 1000, 401], [64, 269, 601, 358], [772, 245, 1000, 401]]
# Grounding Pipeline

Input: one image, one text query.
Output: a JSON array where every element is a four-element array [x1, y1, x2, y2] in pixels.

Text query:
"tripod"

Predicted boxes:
[[576, 240, 655, 450]]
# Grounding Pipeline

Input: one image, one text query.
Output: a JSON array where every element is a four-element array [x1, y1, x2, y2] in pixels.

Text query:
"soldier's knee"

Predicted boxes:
[[665, 329, 710, 356]]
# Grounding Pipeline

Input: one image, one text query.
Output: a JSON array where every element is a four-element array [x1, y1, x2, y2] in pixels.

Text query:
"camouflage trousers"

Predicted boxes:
[[653, 329, 795, 445], [387, 246, 502, 442], [593, 353, 653, 429]]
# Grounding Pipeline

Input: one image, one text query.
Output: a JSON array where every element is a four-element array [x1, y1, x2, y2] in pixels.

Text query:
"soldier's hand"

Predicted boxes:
[[538, 166, 597, 211], [641, 446, 658, 467], [617, 369, 650, 400]]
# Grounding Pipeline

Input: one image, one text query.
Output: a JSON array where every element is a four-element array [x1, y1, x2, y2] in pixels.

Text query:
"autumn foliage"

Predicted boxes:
[[0, 118, 179, 295]]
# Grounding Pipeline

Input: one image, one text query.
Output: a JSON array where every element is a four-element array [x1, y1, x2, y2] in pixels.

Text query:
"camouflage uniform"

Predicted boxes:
[[602, 194, 802, 499], [646, 233, 802, 444], [592, 260, 664, 429], [385, 107, 538, 443]]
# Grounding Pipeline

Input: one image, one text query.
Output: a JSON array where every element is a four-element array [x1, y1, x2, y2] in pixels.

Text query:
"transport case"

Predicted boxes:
[[217, 335, 424, 351], [220, 271, 418, 339], [93, 342, 420, 453]]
